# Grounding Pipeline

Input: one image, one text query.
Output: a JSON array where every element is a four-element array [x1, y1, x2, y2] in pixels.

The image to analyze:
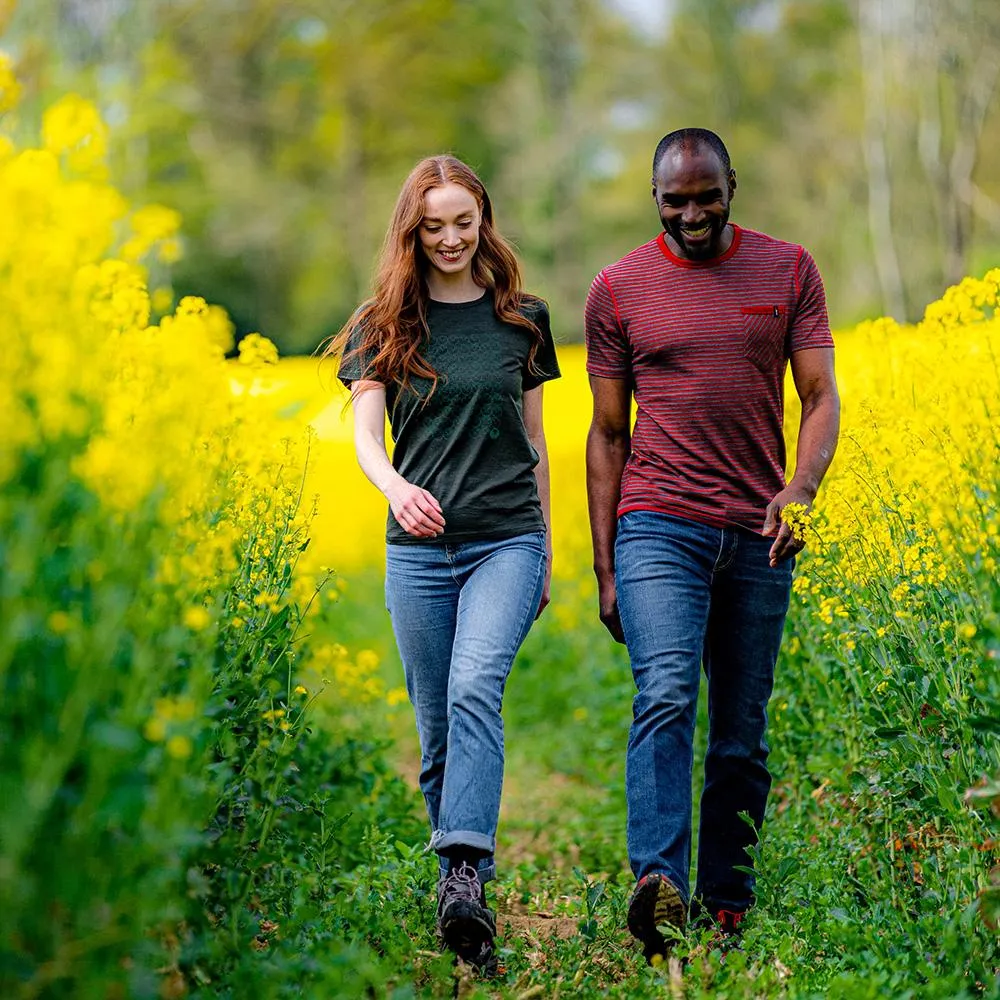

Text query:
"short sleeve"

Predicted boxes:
[[585, 272, 630, 378], [788, 249, 835, 353], [336, 312, 381, 388], [522, 300, 561, 391]]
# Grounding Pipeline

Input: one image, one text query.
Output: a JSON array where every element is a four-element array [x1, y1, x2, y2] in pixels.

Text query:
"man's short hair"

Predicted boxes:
[[652, 128, 731, 176]]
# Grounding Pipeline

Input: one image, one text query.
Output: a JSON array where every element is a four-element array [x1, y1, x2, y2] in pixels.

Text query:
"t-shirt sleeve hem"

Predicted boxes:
[[586, 361, 629, 379], [522, 368, 561, 391], [787, 336, 835, 353], [337, 368, 383, 389]]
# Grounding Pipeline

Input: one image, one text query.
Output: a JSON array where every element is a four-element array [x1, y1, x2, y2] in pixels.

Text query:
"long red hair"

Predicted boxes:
[[326, 155, 542, 396]]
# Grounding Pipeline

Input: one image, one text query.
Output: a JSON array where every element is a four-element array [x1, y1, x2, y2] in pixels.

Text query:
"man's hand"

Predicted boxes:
[[762, 485, 813, 567], [598, 575, 626, 644], [385, 480, 445, 538]]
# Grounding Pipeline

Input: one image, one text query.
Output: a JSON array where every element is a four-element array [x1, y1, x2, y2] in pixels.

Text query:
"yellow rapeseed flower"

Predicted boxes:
[[166, 735, 193, 760], [0, 50, 21, 114], [386, 686, 408, 707], [143, 717, 167, 743], [183, 606, 212, 631], [47, 610, 72, 635]]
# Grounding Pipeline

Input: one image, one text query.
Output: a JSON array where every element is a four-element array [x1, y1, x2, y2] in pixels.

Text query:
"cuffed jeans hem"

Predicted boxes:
[[431, 829, 495, 854], [431, 830, 497, 882]]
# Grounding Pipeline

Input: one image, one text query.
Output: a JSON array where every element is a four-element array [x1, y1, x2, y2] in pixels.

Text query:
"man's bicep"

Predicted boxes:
[[588, 375, 631, 432]]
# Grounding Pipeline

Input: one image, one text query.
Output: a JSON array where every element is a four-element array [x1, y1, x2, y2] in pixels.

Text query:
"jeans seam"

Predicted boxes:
[[714, 528, 737, 573]]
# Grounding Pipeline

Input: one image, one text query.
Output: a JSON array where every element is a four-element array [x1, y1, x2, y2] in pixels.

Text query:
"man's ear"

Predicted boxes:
[[728, 169, 737, 199]]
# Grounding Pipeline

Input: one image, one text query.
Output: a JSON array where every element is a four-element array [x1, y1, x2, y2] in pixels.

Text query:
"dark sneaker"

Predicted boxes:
[[708, 908, 746, 955], [437, 862, 497, 972], [713, 908, 745, 936], [627, 872, 687, 963], [690, 902, 747, 954]]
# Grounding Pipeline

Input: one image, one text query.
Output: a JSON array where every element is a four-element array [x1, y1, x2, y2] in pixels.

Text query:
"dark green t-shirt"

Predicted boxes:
[[338, 292, 561, 544]]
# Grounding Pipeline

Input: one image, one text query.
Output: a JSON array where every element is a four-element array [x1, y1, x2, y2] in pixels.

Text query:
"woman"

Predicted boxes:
[[330, 155, 559, 972]]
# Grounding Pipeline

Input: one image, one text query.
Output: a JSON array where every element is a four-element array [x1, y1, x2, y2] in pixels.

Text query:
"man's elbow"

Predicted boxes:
[[803, 382, 841, 420], [588, 418, 629, 446]]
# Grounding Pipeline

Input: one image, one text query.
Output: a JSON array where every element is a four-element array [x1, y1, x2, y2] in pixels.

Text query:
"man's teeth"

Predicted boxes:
[[683, 226, 710, 237]]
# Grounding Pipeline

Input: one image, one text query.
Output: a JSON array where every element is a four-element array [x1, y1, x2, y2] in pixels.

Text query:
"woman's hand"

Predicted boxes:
[[535, 552, 552, 621], [385, 479, 446, 538], [535, 551, 552, 619]]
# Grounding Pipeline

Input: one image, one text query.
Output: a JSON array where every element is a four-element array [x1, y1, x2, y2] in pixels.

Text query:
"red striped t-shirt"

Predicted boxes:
[[584, 224, 834, 534]]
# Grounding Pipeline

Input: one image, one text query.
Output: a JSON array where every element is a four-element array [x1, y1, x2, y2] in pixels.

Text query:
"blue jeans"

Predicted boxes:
[[385, 531, 546, 883], [615, 511, 793, 912]]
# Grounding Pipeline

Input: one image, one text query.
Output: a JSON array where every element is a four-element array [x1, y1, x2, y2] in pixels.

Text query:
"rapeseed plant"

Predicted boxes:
[[1, 85, 399, 997]]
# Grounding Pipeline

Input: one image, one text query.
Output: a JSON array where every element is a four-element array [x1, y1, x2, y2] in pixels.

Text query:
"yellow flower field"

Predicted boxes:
[[275, 277, 1000, 632], [3, 86, 998, 995]]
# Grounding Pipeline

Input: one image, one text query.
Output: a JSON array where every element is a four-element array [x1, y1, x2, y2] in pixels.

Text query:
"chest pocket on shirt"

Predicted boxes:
[[741, 305, 788, 374]]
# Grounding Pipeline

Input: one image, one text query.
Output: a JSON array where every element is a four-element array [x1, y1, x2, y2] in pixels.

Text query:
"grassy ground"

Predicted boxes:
[[323, 568, 1000, 1000]]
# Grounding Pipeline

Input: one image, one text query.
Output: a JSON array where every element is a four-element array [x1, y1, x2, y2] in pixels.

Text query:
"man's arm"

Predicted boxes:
[[762, 347, 840, 566], [586, 375, 631, 643]]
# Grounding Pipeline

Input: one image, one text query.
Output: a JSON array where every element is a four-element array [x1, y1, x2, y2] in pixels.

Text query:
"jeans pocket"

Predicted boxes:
[[741, 306, 787, 374]]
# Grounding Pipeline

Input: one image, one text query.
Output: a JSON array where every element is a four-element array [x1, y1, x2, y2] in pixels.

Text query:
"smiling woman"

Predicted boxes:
[[322, 154, 561, 976], [418, 184, 482, 284]]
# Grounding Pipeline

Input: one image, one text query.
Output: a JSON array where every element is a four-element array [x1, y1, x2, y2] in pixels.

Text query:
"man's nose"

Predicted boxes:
[[681, 203, 703, 224]]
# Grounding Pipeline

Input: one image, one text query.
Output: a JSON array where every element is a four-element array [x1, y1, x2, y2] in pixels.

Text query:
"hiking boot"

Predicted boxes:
[[627, 872, 687, 963], [437, 862, 497, 972]]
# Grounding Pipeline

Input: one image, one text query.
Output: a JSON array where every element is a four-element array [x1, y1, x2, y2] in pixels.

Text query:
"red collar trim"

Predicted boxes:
[[656, 224, 742, 268]]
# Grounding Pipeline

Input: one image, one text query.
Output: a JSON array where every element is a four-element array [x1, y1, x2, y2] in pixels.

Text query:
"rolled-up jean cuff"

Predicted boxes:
[[431, 830, 497, 882], [431, 829, 495, 855]]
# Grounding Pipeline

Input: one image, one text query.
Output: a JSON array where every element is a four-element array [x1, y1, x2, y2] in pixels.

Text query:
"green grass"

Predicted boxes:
[[309, 564, 1000, 999]]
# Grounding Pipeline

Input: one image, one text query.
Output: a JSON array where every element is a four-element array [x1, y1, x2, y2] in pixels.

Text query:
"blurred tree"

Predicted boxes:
[[858, 0, 906, 319], [907, 0, 1000, 286], [2, 0, 998, 339]]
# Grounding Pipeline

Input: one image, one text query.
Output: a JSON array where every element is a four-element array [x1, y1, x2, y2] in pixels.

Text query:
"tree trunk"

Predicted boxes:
[[857, 0, 906, 319]]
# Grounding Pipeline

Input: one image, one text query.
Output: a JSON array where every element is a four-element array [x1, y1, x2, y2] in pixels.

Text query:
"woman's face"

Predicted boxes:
[[418, 183, 482, 279]]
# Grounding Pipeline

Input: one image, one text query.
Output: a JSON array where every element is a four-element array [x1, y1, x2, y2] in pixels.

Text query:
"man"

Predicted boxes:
[[584, 128, 840, 962]]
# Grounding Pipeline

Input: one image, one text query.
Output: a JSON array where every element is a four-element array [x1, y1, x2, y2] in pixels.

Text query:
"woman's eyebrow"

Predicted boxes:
[[422, 213, 473, 222]]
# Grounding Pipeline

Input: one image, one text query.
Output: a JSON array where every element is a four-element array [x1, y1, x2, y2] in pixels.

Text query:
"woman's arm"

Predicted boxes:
[[350, 380, 445, 538], [523, 384, 551, 618]]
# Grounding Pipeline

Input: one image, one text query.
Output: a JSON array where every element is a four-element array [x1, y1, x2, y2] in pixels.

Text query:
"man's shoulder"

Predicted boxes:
[[596, 237, 665, 285], [736, 226, 813, 266]]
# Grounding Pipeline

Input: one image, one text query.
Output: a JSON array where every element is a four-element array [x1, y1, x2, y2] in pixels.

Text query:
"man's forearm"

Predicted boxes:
[[586, 426, 629, 578], [789, 391, 840, 499]]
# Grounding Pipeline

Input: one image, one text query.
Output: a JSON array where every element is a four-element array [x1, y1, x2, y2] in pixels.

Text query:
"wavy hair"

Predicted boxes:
[[326, 155, 542, 397]]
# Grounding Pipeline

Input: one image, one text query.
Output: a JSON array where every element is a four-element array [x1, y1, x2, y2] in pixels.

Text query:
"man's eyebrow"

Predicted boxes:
[[661, 188, 723, 199]]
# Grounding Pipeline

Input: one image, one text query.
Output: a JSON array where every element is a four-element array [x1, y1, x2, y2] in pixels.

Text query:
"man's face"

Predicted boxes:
[[653, 146, 736, 261]]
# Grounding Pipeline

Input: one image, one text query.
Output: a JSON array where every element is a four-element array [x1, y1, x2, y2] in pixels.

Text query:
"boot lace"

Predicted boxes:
[[439, 862, 482, 908]]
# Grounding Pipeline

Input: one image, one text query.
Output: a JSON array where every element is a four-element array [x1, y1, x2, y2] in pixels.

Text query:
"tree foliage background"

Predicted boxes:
[[4, 0, 999, 353]]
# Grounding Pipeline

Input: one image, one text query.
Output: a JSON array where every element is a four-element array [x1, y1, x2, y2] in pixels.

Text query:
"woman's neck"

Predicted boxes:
[[425, 271, 485, 303]]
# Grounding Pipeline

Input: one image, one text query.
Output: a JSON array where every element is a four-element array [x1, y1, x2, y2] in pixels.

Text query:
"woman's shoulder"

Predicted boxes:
[[515, 292, 549, 323]]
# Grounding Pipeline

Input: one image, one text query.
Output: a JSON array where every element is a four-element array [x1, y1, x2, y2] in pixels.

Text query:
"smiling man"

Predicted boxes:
[[584, 128, 841, 961]]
